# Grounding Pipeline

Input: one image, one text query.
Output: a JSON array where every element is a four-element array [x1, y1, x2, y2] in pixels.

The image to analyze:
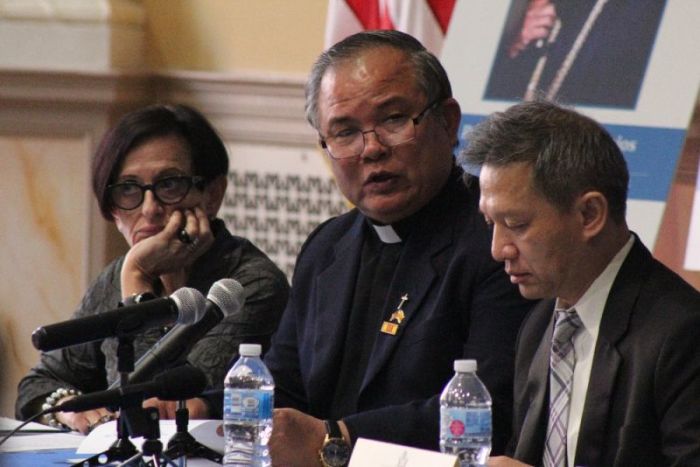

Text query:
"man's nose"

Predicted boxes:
[[491, 225, 516, 262], [359, 130, 388, 160]]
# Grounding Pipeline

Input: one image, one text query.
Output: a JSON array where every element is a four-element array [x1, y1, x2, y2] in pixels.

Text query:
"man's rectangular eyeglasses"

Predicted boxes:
[[107, 175, 205, 210], [319, 100, 440, 160]]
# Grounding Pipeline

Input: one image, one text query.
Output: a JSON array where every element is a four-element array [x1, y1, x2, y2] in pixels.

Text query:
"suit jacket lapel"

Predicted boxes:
[[575, 237, 650, 466], [307, 214, 365, 402], [515, 301, 555, 462]]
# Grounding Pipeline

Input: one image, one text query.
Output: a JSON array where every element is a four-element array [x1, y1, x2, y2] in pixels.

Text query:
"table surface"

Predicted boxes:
[[0, 417, 220, 466]]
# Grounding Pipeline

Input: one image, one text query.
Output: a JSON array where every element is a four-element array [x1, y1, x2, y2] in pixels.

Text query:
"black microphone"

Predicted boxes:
[[32, 287, 207, 352], [48, 365, 207, 414], [122, 279, 246, 386]]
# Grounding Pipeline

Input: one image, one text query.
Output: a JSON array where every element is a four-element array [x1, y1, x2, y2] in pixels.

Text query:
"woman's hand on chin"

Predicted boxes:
[[121, 207, 214, 297]]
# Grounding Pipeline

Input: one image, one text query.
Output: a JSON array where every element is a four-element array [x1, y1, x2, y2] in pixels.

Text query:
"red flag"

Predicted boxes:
[[325, 0, 456, 55]]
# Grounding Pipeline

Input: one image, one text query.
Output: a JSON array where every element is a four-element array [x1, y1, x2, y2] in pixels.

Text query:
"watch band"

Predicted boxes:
[[324, 419, 343, 440]]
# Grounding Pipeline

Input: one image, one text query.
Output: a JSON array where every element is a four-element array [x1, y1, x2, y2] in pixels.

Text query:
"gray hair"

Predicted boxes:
[[459, 100, 629, 223], [305, 30, 452, 130]]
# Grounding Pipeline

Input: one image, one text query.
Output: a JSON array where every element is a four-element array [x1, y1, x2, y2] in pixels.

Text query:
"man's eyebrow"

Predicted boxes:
[[375, 96, 413, 110], [325, 96, 414, 128], [326, 115, 357, 128]]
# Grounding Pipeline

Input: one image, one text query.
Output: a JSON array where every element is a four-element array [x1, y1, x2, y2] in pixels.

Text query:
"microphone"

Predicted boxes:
[[122, 279, 245, 386], [32, 287, 207, 352], [48, 365, 207, 413]]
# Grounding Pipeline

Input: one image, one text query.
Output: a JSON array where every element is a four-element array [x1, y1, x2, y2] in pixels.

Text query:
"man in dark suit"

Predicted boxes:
[[460, 99, 700, 466], [264, 31, 533, 466], [484, 0, 666, 109]]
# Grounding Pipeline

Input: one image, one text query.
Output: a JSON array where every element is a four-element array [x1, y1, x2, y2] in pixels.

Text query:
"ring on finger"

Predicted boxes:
[[177, 228, 192, 244]]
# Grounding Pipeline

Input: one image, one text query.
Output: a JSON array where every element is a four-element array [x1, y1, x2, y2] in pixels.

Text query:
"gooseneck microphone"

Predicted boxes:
[[123, 279, 245, 386], [48, 365, 207, 414], [31, 287, 207, 352]]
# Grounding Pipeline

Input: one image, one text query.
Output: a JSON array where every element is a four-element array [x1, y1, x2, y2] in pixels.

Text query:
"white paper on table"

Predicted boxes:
[[0, 416, 85, 452], [684, 159, 700, 270], [349, 438, 458, 467]]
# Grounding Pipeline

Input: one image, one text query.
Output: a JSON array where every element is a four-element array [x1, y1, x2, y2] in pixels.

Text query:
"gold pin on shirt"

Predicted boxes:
[[380, 321, 399, 335], [381, 294, 408, 335]]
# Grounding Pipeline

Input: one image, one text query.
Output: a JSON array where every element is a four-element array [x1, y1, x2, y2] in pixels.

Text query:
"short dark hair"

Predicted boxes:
[[459, 100, 629, 223], [305, 30, 453, 129], [92, 104, 229, 220]]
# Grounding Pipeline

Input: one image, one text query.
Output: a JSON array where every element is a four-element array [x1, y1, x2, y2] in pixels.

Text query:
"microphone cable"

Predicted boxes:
[[0, 409, 70, 448]]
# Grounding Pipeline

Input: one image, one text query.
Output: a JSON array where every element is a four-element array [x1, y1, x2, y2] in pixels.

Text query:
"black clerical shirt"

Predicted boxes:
[[329, 168, 458, 418]]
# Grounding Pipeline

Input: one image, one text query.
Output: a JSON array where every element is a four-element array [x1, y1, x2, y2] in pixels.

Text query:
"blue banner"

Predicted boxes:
[[457, 114, 686, 202]]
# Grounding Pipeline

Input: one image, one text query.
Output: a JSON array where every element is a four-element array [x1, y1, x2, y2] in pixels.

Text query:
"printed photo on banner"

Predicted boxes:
[[482, 0, 666, 109]]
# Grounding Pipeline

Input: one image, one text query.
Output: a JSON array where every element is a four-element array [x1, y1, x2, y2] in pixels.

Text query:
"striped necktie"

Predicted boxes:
[[543, 308, 582, 467]]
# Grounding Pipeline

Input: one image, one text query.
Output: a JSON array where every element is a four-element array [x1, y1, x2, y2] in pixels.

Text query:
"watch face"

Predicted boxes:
[[322, 438, 351, 466]]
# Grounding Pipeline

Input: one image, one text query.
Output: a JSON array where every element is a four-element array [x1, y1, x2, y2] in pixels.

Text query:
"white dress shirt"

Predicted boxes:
[[555, 235, 634, 467]]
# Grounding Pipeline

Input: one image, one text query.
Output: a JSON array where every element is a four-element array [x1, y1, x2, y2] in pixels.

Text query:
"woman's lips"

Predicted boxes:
[[134, 226, 162, 242]]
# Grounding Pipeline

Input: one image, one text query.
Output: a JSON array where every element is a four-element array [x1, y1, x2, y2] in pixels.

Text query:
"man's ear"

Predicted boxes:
[[203, 175, 227, 218], [577, 191, 608, 240], [440, 97, 462, 147]]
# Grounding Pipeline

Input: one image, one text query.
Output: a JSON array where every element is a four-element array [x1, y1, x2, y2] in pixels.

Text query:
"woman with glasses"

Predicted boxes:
[[16, 104, 290, 434]]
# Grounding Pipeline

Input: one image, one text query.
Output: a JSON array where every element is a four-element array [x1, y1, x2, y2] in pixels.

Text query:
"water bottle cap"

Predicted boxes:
[[454, 359, 477, 372], [239, 343, 262, 356]]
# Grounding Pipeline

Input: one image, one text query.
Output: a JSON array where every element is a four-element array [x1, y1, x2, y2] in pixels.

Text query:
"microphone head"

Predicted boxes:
[[207, 279, 245, 318], [170, 287, 207, 324], [154, 365, 208, 400]]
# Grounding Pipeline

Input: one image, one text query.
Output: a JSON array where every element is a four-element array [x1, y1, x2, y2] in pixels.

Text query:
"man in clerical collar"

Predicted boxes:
[[264, 30, 533, 466], [462, 100, 700, 467]]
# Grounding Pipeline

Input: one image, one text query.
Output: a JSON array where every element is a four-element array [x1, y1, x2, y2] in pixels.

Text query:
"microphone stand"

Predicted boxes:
[[74, 336, 140, 466], [158, 400, 222, 466], [117, 406, 163, 467], [81, 386, 163, 467]]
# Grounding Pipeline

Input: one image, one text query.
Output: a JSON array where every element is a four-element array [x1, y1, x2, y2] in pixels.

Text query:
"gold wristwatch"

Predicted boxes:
[[318, 419, 351, 467]]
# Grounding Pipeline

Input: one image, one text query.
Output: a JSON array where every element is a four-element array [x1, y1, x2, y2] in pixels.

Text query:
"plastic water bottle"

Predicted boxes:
[[223, 343, 274, 466], [439, 359, 492, 467]]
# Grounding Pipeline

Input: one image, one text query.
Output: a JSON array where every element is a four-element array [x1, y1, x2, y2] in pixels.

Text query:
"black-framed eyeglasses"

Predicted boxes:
[[319, 100, 441, 160], [107, 175, 205, 210]]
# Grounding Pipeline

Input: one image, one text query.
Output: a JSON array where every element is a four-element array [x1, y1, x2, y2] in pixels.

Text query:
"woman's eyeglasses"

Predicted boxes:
[[107, 175, 205, 210]]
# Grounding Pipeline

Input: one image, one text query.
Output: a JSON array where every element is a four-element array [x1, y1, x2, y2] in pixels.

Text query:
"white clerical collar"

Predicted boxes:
[[372, 223, 402, 244]]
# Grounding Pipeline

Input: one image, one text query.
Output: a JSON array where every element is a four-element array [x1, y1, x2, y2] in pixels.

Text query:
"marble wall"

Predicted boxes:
[[0, 136, 92, 416]]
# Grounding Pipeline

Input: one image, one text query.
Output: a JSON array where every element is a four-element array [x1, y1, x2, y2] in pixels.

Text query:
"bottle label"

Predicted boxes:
[[440, 407, 491, 439], [224, 389, 273, 421]]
